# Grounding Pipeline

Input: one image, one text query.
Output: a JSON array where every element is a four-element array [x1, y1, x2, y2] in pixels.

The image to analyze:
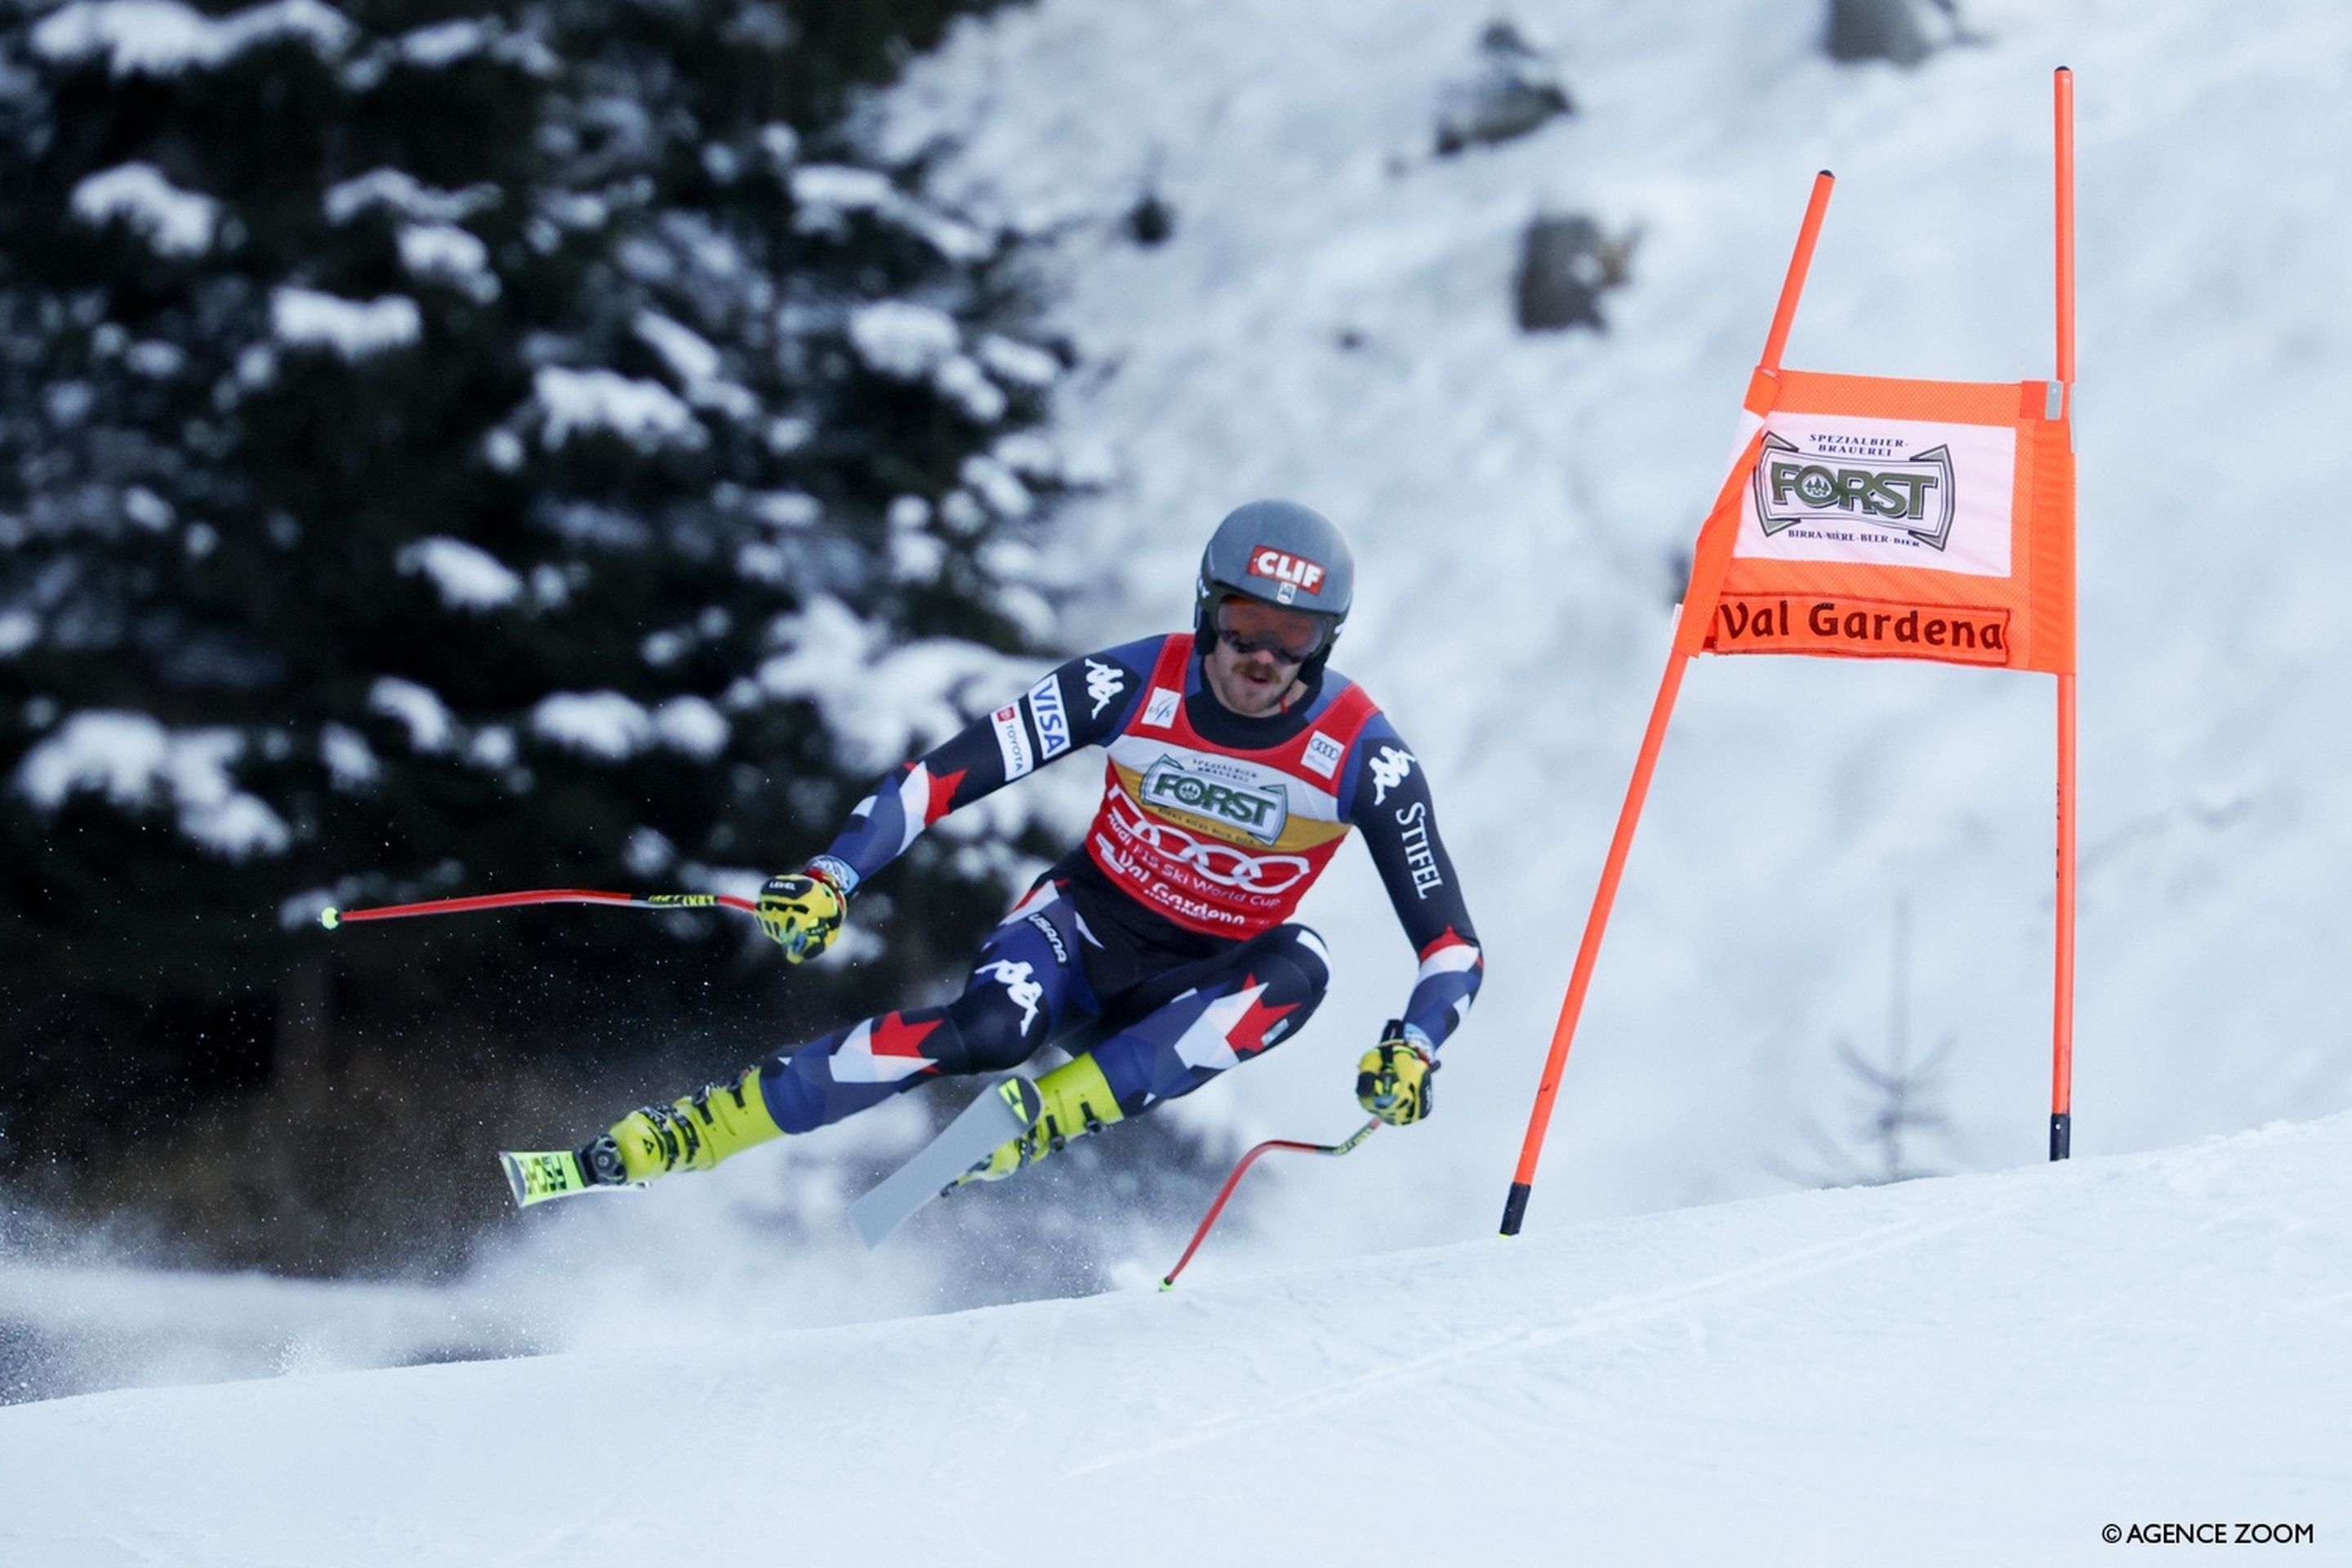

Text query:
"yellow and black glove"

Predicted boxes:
[[755, 863, 849, 963], [1356, 1024, 1437, 1126]]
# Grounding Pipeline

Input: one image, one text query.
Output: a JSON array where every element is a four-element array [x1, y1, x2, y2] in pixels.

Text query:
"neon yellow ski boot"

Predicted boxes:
[[958, 1053, 1124, 1185], [588, 1065, 783, 1184]]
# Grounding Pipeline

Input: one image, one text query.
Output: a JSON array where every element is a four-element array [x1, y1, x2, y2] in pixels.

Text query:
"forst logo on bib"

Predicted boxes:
[[1755, 430, 1958, 551], [1139, 755, 1290, 844], [1247, 548, 1326, 601]]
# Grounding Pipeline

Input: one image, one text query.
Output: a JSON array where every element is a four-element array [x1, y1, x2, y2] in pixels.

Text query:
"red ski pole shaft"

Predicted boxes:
[[318, 888, 760, 929], [1160, 1119, 1380, 1290]]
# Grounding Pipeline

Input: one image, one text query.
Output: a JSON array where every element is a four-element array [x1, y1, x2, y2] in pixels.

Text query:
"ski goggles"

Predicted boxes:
[[1213, 595, 1332, 664]]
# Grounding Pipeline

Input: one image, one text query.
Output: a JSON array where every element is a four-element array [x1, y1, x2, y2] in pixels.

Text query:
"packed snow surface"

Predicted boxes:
[[3, 1116, 2345, 1566]]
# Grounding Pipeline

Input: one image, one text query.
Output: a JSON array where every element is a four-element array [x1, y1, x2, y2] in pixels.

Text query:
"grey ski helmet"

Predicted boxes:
[[1194, 500, 1356, 676]]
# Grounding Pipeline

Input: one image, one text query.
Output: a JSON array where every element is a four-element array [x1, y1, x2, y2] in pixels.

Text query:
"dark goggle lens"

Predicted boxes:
[[1215, 598, 1328, 663]]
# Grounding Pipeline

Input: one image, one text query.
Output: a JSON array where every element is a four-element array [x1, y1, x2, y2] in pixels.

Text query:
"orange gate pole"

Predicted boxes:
[[1500, 173, 1834, 1236], [2050, 67, 2078, 1160]]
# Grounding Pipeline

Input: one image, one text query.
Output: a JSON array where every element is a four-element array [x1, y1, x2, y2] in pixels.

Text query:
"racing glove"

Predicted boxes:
[[755, 861, 849, 964], [1356, 1023, 1437, 1126]]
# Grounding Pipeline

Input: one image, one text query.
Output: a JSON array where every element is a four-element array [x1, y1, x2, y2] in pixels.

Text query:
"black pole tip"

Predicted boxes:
[[2049, 1111, 2072, 1161], [1499, 1182, 1532, 1236]]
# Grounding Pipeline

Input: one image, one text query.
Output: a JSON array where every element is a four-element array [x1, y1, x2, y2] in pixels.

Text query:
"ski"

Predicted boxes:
[[498, 1147, 634, 1209], [848, 1074, 1042, 1249]]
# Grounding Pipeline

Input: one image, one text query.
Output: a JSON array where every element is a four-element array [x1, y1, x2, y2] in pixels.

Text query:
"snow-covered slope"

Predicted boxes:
[[5, 1115, 2345, 1566]]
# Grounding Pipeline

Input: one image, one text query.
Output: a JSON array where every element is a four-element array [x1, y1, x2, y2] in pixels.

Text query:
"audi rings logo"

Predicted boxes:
[[1109, 792, 1311, 894]]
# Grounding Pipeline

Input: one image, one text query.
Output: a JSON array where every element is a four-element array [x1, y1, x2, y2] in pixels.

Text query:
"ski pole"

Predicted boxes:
[[1159, 1118, 1380, 1290], [316, 887, 760, 929]]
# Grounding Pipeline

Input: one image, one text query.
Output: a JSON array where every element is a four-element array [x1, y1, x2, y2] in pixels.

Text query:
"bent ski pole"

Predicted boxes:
[[317, 887, 760, 929], [1160, 1118, 1380, 1290]]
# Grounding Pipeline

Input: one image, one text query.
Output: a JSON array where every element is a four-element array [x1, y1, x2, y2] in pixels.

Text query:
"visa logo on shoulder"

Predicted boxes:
[[1027, 675, 1071, 760]]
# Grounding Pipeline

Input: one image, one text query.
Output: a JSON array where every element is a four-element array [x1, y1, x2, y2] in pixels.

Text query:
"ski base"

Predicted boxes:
[[849, 1075, 1042, 1249], [499, 1147, 636, 1209]]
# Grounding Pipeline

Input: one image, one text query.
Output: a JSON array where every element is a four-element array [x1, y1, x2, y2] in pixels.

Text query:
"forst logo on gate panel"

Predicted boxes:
[[1754, 430, 1958, 551], [1139, 755, 1290, 844]]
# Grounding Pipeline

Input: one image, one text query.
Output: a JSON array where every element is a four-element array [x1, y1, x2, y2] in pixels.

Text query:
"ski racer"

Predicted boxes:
[[579, 500, 1484, 1190]]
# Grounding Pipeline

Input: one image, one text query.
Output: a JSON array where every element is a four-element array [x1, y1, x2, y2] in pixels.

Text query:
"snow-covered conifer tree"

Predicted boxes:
[[0, 0, 1065, 1204]]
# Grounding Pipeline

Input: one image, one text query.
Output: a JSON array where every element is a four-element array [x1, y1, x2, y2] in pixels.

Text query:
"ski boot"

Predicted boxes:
[[584, 1065, 783, 1186], [957, 1053, 1124, 1185]]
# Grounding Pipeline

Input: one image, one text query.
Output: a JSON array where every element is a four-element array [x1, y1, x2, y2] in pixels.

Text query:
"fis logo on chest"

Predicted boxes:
[[1247, 548, 1326, 604], [1141, 755, 1290, 844]]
